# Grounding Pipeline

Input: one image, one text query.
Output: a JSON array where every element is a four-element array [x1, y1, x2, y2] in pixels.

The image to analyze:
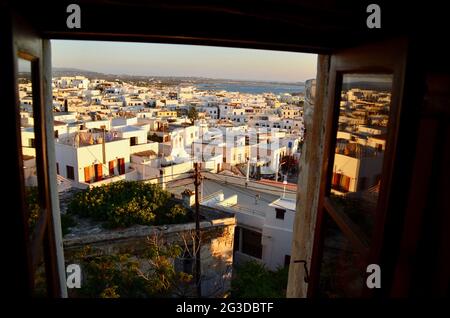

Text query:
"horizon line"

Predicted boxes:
[[50, 66, 308, 84]]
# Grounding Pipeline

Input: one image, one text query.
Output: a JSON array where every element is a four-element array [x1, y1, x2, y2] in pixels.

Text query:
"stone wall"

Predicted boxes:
[[64, 210, 236, 298]]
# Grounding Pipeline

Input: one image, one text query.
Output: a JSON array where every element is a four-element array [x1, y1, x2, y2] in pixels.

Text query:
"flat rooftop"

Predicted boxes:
[[132, 150, 157, 157], [269, 198, 296, 211], [116, 125, 144, 132], [167, 178, 283, 217]]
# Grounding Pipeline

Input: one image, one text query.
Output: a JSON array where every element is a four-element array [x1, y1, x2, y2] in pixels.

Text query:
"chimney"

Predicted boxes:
[[181, 189, 195, 208]]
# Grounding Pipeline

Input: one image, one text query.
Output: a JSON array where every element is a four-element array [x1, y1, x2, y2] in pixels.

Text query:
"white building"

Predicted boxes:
[[202, 106, 219, 119], [331, 141, 384, 193], [200, 177, 296, 270], [55, 131, 136, 187]]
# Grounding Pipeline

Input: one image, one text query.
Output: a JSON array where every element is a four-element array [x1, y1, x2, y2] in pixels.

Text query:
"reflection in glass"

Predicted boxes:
[[318, 215, 367, 298], [18, 58, 40, 228], [18, 57, 47, 296], [329, 74, 392, 239]]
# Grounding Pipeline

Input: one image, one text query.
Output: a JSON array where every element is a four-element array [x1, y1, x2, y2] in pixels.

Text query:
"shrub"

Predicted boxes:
[[231, 261, 288, 298], [26, 186, 76, 236], [68, 181, 189, 228]]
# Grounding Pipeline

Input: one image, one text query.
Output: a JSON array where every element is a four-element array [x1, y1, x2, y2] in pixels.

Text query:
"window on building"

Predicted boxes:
[[241, 228, 262, 259], [109, 160, 115, 175], [66, 165, 75, 180], [275, 208, 286, 220], [331, 172, 350, 192], [84, 166, 92, 183], [94, 163, 103, 182], [117, 158, 125, 175]]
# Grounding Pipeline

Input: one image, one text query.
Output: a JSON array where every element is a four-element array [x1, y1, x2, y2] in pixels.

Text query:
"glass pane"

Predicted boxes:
[[18, 58, 41, 234], [328, 74, 392, 240], [33, 254, 48, 297], [318, 215, 367, 298]]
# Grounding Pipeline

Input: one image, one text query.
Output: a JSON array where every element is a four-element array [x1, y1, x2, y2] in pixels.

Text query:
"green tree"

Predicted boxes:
[[187, 107, 199, 123], [68, 236, 193, 298], [138, 235, 193, 297]]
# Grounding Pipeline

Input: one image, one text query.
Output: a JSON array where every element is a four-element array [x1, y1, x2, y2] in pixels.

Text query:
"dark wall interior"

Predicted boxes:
[[1, 0, 449, 297], [6, 0, 449, 54]]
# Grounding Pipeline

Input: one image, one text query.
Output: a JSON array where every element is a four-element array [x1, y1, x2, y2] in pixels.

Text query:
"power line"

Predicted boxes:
[[200, 170, 298, 192], [243, 183, 297, 195], [139, 171, 194, 179], [202, 175, 297, 195], [203, 179, 291, 210], [221, 179, 296, 210], [138, 176, 193, 185]]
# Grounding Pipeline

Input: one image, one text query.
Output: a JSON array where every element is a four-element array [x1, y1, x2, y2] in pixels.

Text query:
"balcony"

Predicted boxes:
[[84, 168, 138, 189]]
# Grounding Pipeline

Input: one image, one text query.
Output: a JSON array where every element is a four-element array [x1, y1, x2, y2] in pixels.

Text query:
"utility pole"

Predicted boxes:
[[193, 162, 202, 297], [246, 157, 250, 182], [275, 154, 279, 182], [102, 127, 106, 165], [200, 176, 203, 203]]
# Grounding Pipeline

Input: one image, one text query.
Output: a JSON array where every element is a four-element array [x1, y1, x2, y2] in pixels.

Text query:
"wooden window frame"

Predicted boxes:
[[4, 4, 427, 299], [6, 12, 66, 297], [307, 39, 410, 298]]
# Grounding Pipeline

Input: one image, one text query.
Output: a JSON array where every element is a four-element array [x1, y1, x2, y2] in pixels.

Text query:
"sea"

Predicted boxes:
[[195, 82, 304, 95]]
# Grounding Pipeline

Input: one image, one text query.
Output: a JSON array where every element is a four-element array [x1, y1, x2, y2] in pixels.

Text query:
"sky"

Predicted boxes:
[[344, 74, 393, 83], [51, 40, 317, 83]]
